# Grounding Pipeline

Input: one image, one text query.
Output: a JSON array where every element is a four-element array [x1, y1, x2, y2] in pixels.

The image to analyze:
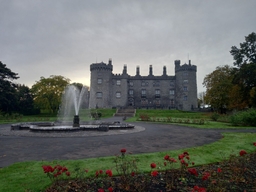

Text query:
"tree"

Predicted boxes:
[[230, 32, 256, 107], [31, 75, 70, 114], [230, 32, 256, 67], [203, 65, 234, 113], [0, 61, 19, 113], [16, 84, 38, 115]]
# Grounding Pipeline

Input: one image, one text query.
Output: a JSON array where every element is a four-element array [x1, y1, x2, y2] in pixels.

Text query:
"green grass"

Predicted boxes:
[[0, 132, 255, 192]]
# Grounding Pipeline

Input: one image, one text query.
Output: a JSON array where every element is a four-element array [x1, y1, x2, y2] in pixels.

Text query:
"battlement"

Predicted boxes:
[[175, 60, 197, 73], [90, 59, 113, 71]]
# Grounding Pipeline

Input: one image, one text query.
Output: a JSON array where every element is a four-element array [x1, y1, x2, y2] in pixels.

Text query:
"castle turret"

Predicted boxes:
[[175, 60, 197, 111], [89, 60, 113, 108]]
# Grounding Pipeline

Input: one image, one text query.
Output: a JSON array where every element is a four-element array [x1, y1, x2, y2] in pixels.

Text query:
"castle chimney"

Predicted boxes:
[[163, 66, 167, 76], [136, 66, 140, 76], [108, 58, 112, 65], [123, 64, 127, 74], [149, 65, 153, 75]]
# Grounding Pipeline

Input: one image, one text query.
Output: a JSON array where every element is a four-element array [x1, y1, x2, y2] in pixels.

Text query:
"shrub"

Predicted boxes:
[[139, 113, 150, 121], [210, 112, 220, 121], [230, 109, 256, 126]]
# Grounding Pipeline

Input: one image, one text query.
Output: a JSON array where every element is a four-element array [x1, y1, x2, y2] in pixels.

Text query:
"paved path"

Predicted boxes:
[[0, 117, 255, 167]]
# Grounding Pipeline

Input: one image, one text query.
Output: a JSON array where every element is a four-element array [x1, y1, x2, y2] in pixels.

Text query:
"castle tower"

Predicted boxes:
[[175, 60, 197, 110], [89, 59, 113, 108]]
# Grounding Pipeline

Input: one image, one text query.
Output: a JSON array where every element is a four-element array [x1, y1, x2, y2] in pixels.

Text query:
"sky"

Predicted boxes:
[[1, 0, 256, 93]]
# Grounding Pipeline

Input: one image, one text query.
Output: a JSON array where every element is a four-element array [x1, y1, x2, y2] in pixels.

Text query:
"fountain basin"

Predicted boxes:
[[11, 122, 135, 133]]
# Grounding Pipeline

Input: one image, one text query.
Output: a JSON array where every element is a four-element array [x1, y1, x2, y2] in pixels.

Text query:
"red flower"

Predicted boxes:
[[65, 171, 70, 176], [178, 154, 185, 160], [180, 159, 185, 164], [217, 168, 222, 173], [188, 168, 198, 176], [99, 170, 103, 174], [150, 163, 156, 169], [106, 170, 113, 177], [186, 156, 190, 160], [164, 162, 167, 166], [239, 150, 247, 156], [42, 165, 54, 173], [151, 170, 158, 177], [164, 154, 170, 160], [95, 171, 99, 177], [183, 151, 189, 156], [55, 165, 62, 171], [98, 189, 104, 192], [85, 169, 89, 173], [120, 148, 126, 154], [62, 167, 68, 172], [170, 158, 177, 163], [192, 185, 206, 192], [108, 187, 113, 192], [192, 162, 195, 165], [202, 172, 210, 180], [131, 171, 135, 176], [253, 142, 256, 146]]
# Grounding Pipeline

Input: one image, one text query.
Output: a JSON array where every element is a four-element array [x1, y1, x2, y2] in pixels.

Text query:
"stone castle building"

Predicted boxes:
[[89, 59, 197, 111]]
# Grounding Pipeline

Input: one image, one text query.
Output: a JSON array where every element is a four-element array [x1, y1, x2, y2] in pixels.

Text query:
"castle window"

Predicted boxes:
[[129, 81, 133, 86], [170, 81, 175, 87], [141, 81, 146, 86], [141, 89, 146, 98], [183, 86, 188, 91], [183, 72, 188, 76], [170, 99, 175, 108], [129, 89, 134, 96], [116, 80, 121, 85], [183, 80, 188, 84], [97, 78, 102, 84], [116, 92, 121, 98], [155, 89, 160, 98], [183, 95, 188, 101], [169, 90, 175, 95], [96, 92, 102, 98]]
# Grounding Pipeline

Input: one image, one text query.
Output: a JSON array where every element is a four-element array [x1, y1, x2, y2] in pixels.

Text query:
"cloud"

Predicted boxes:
[[1, 0, 256, 93]]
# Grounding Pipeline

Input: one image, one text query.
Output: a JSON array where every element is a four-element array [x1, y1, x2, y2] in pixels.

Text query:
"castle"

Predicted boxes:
[[89, 59, 197, 111]]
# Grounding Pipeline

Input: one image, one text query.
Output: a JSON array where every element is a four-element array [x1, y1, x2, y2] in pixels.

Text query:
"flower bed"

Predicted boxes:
[[44, 145, 256, 192]]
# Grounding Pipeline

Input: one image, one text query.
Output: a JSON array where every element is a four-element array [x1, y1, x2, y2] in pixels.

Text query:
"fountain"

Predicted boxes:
[[11, 85, 135, 132]]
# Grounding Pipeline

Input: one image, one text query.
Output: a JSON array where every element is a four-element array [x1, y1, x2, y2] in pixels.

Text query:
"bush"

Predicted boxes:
[[210, 112, 220, 121], [230, 109, 256, 126], [139, 113, 150, 121]]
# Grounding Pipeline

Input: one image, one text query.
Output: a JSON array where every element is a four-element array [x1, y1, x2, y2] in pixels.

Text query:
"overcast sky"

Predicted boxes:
[[1, 0, 256, 93]]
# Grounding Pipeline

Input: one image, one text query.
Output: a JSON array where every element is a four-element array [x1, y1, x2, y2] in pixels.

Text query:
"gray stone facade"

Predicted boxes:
[[89, 59, 197, 111]]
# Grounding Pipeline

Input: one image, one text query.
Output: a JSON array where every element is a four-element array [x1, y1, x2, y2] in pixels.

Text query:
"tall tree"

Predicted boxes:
[[230, 32, 256, 107], [203, 65, 234, 113], [16, 84, 37, 115], [0, 61, 19, 113], [31, 75, 70, 114], [230, 32, 256, 67]]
